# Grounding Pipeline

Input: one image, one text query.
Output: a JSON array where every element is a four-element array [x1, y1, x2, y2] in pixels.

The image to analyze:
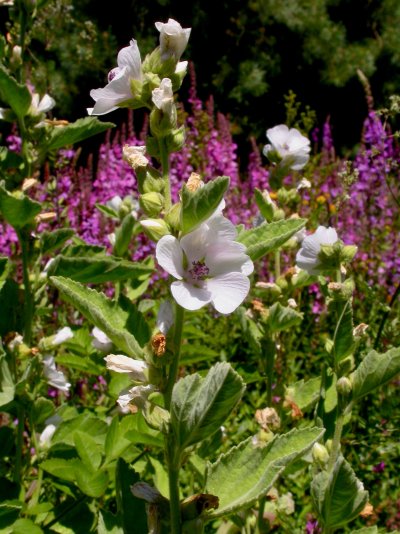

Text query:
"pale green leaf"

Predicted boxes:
[[0, 353, 15, 408], [52, 413, 108, 447], [75, 466, 109, 498], [181, 176, 230, 234], [114, 213, 136, 257], [285, 377, 321, 413], [11, 518, 43, 534], [237, 218, 306, 261], [40, 458, 81, 482], [311, 456, 368, 529], [350, 528, 378, 534], [49, 276, 146, 358], [205, 426, 324, 518], [46, 117, 114, 151], [30, 397, 54, 426], [267, 302, 303, 333], [254, 188, 274, 222], [0, 186, 41, 229], [104, 416, 139, 463], [74, 431, 102, 471], [171, 362, 245, 451], [351, 347, 400, 401]]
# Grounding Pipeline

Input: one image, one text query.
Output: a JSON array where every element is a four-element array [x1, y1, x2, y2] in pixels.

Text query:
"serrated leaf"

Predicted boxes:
[[181, 176, 230, 234], [40, 458, 81, 482], [0, 186, 41, 228], [47, 255, 152, 284], [0, 66, 31, 117], [205, 426, 324, 518], [46, 117, 114, 151], [40, 229, 74, 255], [75, 466, 109, 498], [351, 347, 400, 401], [237, 218, 306, 261], [267, 302, 303, 333], [74, 431, 102, 471], [254, 188, 274, 222], [285, 377, 322, 413], [171, 362, 245, 451], [50, 276, 146, 358], [332, 300, 355, 362], [311, 456, 368, 529], [0, 353, 15, 408]]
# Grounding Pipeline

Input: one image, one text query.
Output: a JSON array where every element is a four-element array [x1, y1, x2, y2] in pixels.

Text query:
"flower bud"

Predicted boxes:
[[139, 192, 164, 217], [140, 219, 170, 241], [312, 443, 330, 465], [155, 19, 191, 62], [165, 126, 185, 153], [164, 202, 181, 231], [336, 376, 352, 398]]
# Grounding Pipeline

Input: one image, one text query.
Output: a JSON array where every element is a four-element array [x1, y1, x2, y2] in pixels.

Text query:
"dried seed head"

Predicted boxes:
[[152, 333, 166, 357], [186, 172, 203, 192]]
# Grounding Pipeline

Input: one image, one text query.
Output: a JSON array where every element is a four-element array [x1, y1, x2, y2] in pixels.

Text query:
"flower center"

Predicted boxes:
[[188, 260, 209, 281]]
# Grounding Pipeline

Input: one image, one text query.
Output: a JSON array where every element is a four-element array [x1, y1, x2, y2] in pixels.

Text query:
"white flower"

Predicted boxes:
[[30, 93, 55, 116], [156, 301, 174, 334], [152, 78, 174, 120], [39, 414, 63, 449], [117, 384, 156, 410], [297, 177, 311, 190], [156, 215, 253, 314], [296, 226, 339, 275], [123, 144, 149, 170], [263, 124, 311, 171], [107, 195, 123, 212], [53, 327, 73, 346], [43, 356, 71, 392], [175, 61, 188, 74], [155, 18, 191, 61], [88, 40, 141, 116], [92, 327, 113, 352], [105, 354, 148, 382]]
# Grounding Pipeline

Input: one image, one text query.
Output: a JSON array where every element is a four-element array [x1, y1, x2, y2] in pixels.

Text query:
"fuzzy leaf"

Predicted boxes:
[[40, 229, 74, 255], [171, 362, 245, 451], [0, 186, 41, 229], [285, 377, 321, 413], [114, 213, 136, 257], [237, 218, 306, 261], [311, 456, 368, 529], [351, 347, 400, 401], [50, 276, 146, 358], [332, 300, 355, 362], [205, 426, 324, 518], [181, 176, 230, 234], [46, 117, 114, 150], [267, 302, 303, 333], [254, 188, 274, 222], [0, 66, 31, 118], [0, 353, 15, 408], [47, 255, 152, 284]]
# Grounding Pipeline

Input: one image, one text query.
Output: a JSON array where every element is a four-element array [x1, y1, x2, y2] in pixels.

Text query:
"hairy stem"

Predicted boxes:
[[327, 408, 345, 471], [164, 304, 185, 409], [166, 439, 182, 534], [18, 230, 34, 345], [159, 138, 172, 211]]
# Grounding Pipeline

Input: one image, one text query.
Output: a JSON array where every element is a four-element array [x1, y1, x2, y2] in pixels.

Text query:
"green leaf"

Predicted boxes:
[[267, 302, 303, 333], [0, 500, 22, 530], [0, 186, 41, 229], [205, 426, 324, 518], [75, 465, 109, 498], [311, 456, 368, 529], [350, 528, 378, 534], [171, 362, 245, 451], [40, 229, 74, 255], [11, 518, 43, 534], [74, 431, 102, 471], [0, 353, 15, 408], [30, 397, 54, 426], [50, 276, 146, 358], [104, 416, 139, 463], [47, 255, 152, 284], [52, 413, 108, 447], [114, 214, 136, 257], [181, 176, 230, 234], [0, 279, 20, 336], [98, 511, 123, 534], [254, 188, 274, 222], [45, 117, 114, 151], [56, 353, 103, 375], [0, 66, 31, 118], [116, 459, 147, 534], [332, 300, 355, 362], [351, 347, 400, 401], [124, 412, 164, 448], [284, 377, 322, 413], [237, 218, 306, 261], [40, 458, 81, 482]]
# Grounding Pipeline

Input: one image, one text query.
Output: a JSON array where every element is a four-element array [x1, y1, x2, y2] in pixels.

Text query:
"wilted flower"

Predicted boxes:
[[104, 354, 148, 382], [88, 40, 141, 115], [29, 93, 55, 117], [152, 78, 174, 116], [117, 384, 156, 411], [263, 124, 311, 171], [156, 214, 253, 314], [296, 226, 339, 275], [155, 18, 191, 61], [123, 144, 149, 170], [43, 356, 71, 392], [92, 327, 113, 352]]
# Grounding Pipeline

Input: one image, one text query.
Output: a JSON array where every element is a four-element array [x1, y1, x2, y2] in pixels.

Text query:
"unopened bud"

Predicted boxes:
[[336, 376, 352, 397], [139, 192, 164, 217], [140, 218, 170, 241], [312, 442, 330, 465]]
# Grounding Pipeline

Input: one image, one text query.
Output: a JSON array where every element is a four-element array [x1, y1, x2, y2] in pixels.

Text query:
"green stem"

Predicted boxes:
[[28, 418, 42, 508], [166, 439, 182, 534], [257, 497, 268, 533], [274, 250, 281, 280], [164, 304, 185, 409], [18, 230, 34, 345], [159, 138, 171, 211], [327, 408, 345, 471], [14, 404, 24, 488]]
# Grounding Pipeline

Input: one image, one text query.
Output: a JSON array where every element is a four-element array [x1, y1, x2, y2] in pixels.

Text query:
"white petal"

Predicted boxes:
[[180, 225, 208, 263], [170, 280, 211, 310], [38, 94, 55, 113], [117, 39, 142, 80], [39, 424, 57, 448], [53, 326, 73, 345], [156, 300, 174, 334], [267, 124, 290, 147], [105, 354, 148, 381], [207, 273, 250, 314], [206, 241, 253, 276], [156, 235, 184, 279]]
